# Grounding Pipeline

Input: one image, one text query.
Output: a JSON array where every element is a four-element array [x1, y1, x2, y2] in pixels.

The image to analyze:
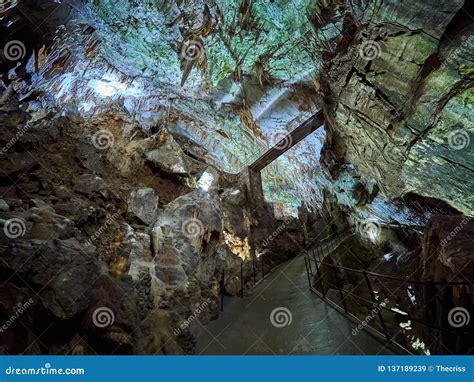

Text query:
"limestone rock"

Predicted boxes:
[[224, 275, 241, 296], [2, 238, 105, 319], [316, 0, 473, 215], [73, 174, 108, 198], [1, 153, 38, 178], [26, 206, 76, 240], [146, 134, 188, 175], [53, 185, 72, 200], [127, 188, 159, 225]]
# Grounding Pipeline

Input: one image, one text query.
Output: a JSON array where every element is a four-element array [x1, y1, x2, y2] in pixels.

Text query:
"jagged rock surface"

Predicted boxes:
[[314, 0, 473, 215], [0, 88, 305, 355]]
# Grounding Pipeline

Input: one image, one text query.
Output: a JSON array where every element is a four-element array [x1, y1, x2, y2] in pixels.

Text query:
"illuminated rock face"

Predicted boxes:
[[1, 1, 472, 218], [0, 0, 327, 213], [313, 0, 473, 216], [127, 188, 159, 225]]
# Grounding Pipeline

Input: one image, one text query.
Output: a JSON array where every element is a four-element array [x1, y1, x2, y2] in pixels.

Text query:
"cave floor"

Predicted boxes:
[[196, 254, 395, 355]]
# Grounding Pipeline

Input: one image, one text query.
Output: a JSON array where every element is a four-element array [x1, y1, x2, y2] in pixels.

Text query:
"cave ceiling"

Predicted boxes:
[[2, 0, 473, 220], [13, 0, 324, 214]]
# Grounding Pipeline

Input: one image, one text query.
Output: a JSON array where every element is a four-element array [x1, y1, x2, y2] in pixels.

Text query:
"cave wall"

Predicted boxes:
[[307, 0, 473, 354], [314, 0, 473, 215]]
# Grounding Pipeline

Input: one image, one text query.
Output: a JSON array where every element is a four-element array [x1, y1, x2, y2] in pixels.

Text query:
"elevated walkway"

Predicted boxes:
[[248, 109, 324, 172]]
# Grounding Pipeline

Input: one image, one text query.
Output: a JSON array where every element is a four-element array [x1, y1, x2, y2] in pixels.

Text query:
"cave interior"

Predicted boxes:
[[0, 0, 472, 356]]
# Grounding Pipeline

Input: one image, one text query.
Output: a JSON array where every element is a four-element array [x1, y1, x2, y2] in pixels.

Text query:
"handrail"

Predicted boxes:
[[304, 233, 473, 355], [329, 285, 468, 335], [317, 229, 352, 244], [309, 229, 469, 285], [225, 230, 351, 307], [305, 229, 353, 251], [310, 259, 471, 286], [220, 251, 281, 311]]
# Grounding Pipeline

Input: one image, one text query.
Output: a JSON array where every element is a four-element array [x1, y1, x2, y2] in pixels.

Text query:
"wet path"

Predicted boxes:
[[196, 254, 394, 355]]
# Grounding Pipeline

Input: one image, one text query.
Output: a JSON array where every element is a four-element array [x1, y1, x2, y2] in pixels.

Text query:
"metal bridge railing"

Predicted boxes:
[[219, 230, 351, 312], [304, 230, 473, 355], [219, 253, 281, 311]]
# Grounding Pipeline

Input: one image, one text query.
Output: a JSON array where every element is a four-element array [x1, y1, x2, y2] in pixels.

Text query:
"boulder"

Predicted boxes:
[[2, 238, 105, 319], [73, 174, 108, 198], [146, 133, 188, 175], [127, 188, 159, 225], [27, 206, 76, 240]]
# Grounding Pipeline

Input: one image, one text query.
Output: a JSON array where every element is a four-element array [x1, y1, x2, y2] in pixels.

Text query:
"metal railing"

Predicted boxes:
[[219, 253, 280, 311], [219, 230, 346, 311], [304, 231, 473, 355]]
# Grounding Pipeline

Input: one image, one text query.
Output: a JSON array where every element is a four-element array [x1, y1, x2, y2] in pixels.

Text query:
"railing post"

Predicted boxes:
[[307, 252, 314, 276], [261, 256, 265, 280], [240, 263, 244, 298], [363, 271, 390, 340], [220, 269, 224, 312], [331, 262, 348, 313], [304, 256, 312, 287], [252, 257, 256, 284], [313, 250, 326, 298]]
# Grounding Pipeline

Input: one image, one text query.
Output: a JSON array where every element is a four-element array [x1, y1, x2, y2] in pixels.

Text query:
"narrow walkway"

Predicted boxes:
[[196, 254, 394, 355], [248, 109, 324, 172]]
